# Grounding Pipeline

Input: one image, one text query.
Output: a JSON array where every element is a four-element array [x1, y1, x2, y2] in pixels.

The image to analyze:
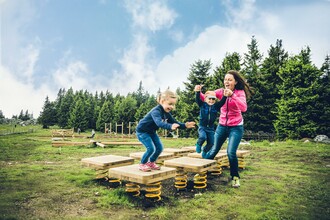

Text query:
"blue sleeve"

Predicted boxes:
[[195, 91, 203, 107], [150, 108, 173, 130], [166, 113, 186, 129], [214, 96, 227, 111]]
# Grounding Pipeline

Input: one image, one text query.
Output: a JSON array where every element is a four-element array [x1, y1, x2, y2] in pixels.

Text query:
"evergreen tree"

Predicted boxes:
[[241, 36, 265, 132], [57, 87, 74, 128], [213, 52, 241, 90], [114, 95, 137, 133], [314, 55, 330, 136], [38, 96, 57, 128], [261, 39, 288, 132], [96, 100, 114, 132], [274, 47, 320, 139], [68, 98, 89, 131]]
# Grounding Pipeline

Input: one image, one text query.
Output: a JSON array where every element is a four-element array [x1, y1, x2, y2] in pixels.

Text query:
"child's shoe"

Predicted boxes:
[[139, 163, 151, 172], [232, 176, 240, 188], [146, 161, 161, 170], [195, 143, 202, 153]]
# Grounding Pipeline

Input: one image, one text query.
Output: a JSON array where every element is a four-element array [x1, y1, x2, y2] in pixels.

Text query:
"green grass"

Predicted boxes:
[[0, 125, 329, 219]]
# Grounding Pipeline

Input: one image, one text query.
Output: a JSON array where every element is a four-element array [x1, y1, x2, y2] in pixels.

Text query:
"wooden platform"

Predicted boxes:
[[187, 152, 227, 160], [81, 155, 134, 170], [108, 164, 177, 184], [164, 157, 217, 173], [219, 149, 250, 157], [163, 148, 192, 157], [129, 151, 175, 163], [181, 146, 197, 152]]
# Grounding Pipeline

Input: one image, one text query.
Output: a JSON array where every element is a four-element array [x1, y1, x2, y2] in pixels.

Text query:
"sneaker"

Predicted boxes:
[[195, 143, 202, 153], [201, 150, 207, 158], [139, 163, 151, 172], [232, 176, 240, 188], [146, 161, 161, 170]]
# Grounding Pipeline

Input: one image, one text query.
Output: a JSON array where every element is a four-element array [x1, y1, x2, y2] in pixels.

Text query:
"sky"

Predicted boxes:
[[1, 0, 330, 118]]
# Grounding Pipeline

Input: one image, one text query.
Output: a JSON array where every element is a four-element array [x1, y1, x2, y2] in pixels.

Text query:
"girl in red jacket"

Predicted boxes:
[[199, 70, 252, 188]]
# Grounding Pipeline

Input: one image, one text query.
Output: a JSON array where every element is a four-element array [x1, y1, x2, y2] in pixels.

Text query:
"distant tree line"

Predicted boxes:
[[35, 37, 330, 139]]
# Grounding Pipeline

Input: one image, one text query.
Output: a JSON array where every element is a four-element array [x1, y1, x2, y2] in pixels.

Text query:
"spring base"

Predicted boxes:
[[175, 169, 188, 190], [125, 182, 140, 196], [210, 161, 223, 175], [194, 171, 207, 189], [145, 182, 162, 201]]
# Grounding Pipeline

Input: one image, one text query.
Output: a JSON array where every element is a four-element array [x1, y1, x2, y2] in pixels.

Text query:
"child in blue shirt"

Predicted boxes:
[[136, 89, 196, 171], [194, 85, 227, 154]]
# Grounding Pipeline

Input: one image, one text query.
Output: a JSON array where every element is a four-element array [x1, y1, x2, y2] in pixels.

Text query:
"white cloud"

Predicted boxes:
[[124, 0, 177, 32], [154, 26, 252, 93], [110, 34, 157, 94], [0, 66, 53, 118]]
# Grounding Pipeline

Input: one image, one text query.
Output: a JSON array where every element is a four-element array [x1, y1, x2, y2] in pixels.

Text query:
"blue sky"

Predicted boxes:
[[1, 0, 330, 118]]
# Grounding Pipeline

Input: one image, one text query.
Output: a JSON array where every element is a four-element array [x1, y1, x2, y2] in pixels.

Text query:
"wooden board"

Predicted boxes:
[[108, 164, 177, 184], [187, 152, 227, 160], [163, 148, 192, 157], [181, 146, 197, 152], [81, 155, 134, 170], [164, 157, 217, 172], [129, 152, 175, 163], [219, 149, 250, 157], [52, 141, 91, 147]]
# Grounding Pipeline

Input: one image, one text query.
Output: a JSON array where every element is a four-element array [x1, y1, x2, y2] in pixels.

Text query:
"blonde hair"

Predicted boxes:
[[157, 89, 178, 103]]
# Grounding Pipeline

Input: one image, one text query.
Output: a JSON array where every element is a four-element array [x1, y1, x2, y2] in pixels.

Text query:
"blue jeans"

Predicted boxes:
[[136, 131, 163, 164], [203, 125, 244, 178], [197, 126, 215, 152]]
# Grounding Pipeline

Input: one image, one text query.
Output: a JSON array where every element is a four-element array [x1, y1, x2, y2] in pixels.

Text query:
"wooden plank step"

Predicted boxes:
[[163, 148, 192, 157], [164, 157, 217, 173], [219, 149, 250, 157], [81, 155, 134, 169], [181, 146, 197, 152], [187, 152, 227, 160], [129, 152, 175, 163], [108, 164, 177, 184]]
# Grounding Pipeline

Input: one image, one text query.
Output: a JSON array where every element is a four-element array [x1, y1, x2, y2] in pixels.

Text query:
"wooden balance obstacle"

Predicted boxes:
[[187, 152, 228, 175], [81, 155, 134, 179], [108, 164, 177, 201], [129, 151, 175, 164], [219, 149, 250, 169], [162, 147, 193, 158], [163, 157, 217, 190]]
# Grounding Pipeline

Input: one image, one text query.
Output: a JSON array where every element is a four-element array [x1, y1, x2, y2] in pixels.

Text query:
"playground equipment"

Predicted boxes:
[[164, 156, 217, 190], [108, 164, 176, 201]]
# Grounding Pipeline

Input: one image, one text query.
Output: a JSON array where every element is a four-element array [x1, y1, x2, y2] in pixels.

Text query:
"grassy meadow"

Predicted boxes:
[[0, 125, 329, 220]]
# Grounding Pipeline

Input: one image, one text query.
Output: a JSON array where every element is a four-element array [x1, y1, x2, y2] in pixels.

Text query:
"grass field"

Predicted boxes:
[[0, 125, 329, 220]]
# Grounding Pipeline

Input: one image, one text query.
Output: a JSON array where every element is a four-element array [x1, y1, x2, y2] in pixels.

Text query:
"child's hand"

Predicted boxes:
[[171, 123, 180, 130], [194, 85, 203, 92], [185, 122, 196, 128]]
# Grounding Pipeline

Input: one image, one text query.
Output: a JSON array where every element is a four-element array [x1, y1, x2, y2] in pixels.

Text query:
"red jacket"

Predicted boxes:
[[201, 88, 247, 126]]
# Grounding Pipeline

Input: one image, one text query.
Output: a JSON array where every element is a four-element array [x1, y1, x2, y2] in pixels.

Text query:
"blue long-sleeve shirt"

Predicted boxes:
[[136, 104, 186, 134], [196, 91, 227, 127]]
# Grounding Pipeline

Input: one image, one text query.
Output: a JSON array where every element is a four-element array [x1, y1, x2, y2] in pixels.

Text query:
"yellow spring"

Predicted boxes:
[[96, 169, 108, 179], [125, 183, 140, 196], [175, 169, 188, 190], [238, 157, 246, 169], [221, 158, 230, 167], [194, 171, 207, 189], [210, 161, 223, 175], [145, 182, 162, 201]]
